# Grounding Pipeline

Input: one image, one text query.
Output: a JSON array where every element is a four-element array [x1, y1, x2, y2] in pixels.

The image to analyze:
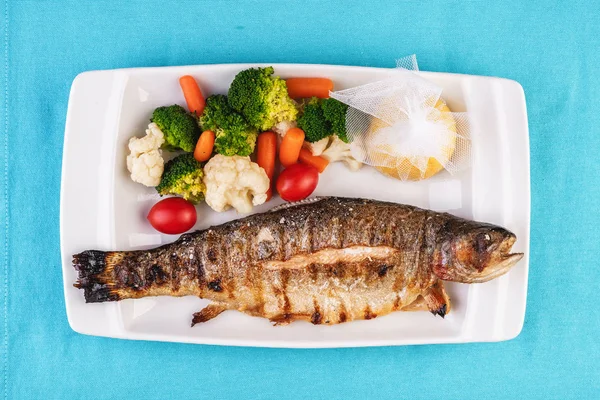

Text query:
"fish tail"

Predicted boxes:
[[73, 250, 123, 303]]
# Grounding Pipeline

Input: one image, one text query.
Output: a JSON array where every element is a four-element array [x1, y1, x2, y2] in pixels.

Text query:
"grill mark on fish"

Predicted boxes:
[[281, 269, 291, 316], [338, 300, 348, 323], [364, 305, 376, 320], [73, 197, 523, 326], [270, 269, 291, 317], [311, 299, 322, 325], [309, 263, 319, 282], [392, 258, 406, 293], [335, 261, 345, 280], [256, 265, 265, 314], [206, 247, 217, 262], [393, 294, 401, 310], [245, 264, 265, 315], [171, 263, 181, 292], [227, 281, 236, 299], [196, 261, 205, 286], [146, 264, 167, 285], [128, 268, 143, 291]]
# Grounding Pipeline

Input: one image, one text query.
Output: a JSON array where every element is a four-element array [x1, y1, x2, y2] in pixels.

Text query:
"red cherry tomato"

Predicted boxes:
[[147, 197, 197, 234], [276, 163, 319, 202]]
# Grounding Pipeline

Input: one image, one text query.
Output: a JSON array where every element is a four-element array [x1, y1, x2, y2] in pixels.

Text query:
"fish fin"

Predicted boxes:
[[72, 250, 122, 302], [270, 315, 292, 326], [401, 282, 450, 314], [401, 296, 428, 311], [268, 197, 327, 212], [423, 281, 451, 318], [191, 303, 227, 326], [269, 313, 313, 326]]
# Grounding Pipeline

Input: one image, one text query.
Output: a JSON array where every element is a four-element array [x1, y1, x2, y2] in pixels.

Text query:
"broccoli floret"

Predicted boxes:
[[321, 98, 349, 143], [151, 105, 200, 152], [199, 95, 258, 157], [156, 154, 206, 203], [228, 67, 298, 131], [297, 97, 330, 143], [297, 98, 349, 143]]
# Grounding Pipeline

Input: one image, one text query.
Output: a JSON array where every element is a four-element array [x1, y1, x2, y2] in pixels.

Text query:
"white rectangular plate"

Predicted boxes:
[[61, 63, 530, 348]]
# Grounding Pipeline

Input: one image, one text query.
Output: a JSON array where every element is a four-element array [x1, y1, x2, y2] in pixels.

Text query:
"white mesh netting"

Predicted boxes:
[[330, 55, 471, 181]]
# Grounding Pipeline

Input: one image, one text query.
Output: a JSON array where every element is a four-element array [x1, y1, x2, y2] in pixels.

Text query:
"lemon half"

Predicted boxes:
[[367, 99, 456, 181]]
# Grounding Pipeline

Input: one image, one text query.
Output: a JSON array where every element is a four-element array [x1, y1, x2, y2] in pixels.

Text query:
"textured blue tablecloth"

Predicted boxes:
[[1, 1, 599, 398]]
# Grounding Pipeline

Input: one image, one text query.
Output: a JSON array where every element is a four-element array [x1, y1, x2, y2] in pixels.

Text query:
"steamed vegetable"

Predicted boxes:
[[126, 122, 165, 187], [298, 148, 329, 173], [194, 130, 216, 162], [279, 127, 305, 167], [228, 67, 298, 131], [257, 131, 277, 201], [297, 97, 330, 143], [147, 197, 197, 235], [199, 95, 258, 157], [321, 98, 349, 143], [156, 154, 206, 203], [276, 163, 319, 202], [302, 137, 329, 156], [151, 105, 201, 152], [203, 154, 269, 214], [297, 97, 349, 143], [179, 75, 206, 116], [285, 77, 333, 99], [321, 136, 362, 171], [272, 120, 297, 137]]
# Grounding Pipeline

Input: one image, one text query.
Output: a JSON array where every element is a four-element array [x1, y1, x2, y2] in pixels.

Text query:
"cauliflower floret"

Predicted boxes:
[[321, 136, 362, 171], [203, 154, 269, 213], [302, 137, 330, 156], [128, 123, 164, 156], [127, 123, 165, 187], [128, 150, 164, 187], [272, 120, 297, 137]]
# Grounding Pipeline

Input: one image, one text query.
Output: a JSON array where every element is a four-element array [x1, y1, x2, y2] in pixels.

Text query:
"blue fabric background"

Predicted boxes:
[[1, 0, 599, 398]]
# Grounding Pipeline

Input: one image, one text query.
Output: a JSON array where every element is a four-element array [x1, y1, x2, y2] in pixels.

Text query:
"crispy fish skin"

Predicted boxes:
[[73, 197, 523, 326]]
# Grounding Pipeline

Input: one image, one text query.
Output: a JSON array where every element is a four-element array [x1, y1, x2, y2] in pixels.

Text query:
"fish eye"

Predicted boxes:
[[475, 232, 493, 253], [477, 233, 490, 242]]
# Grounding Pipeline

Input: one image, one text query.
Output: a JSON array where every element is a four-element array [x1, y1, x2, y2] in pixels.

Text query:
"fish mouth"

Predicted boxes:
[[467, 252, 524, 283]]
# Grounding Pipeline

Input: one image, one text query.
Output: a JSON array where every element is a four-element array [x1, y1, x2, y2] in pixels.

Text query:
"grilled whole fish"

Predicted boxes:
[[73, 197, 523, 326]]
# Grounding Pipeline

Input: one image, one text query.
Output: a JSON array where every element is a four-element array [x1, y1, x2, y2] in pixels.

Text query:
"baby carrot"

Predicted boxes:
[[257, 131, 277, 200], [179, 75, 206, 116], [285, 78, 334, 99], [279, 128, 305, 167], [298, 148, 329, 173], [194, 130, 215, 162]]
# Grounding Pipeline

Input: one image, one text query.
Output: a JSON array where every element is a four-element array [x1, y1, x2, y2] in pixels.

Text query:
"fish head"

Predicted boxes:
[[433, 220, 524, 283]]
